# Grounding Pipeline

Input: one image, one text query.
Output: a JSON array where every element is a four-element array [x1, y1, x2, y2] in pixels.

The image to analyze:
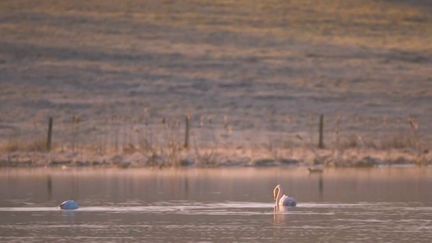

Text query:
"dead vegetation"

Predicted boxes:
[[0, 1, 431, 167], [0, 114, 430, 168]]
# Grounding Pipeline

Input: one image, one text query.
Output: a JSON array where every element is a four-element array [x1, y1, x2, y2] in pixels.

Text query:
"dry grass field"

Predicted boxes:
[[0, 0, 431, 166]]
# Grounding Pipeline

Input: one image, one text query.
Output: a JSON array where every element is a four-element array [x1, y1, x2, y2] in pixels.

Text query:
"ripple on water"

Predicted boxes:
[[1, 201, 432, 242], [0, 201, 429, 215]]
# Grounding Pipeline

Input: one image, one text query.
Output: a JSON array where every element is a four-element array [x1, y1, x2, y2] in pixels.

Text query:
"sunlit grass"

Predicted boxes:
[[0, 0, 431, 166], [0, 114, 430, 167]]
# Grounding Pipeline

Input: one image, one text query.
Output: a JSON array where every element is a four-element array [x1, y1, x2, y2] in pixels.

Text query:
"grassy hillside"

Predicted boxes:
[[0, 0, 431, 162]]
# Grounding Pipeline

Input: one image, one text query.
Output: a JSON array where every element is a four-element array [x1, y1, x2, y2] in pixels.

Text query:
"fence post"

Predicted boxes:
[[184, 115, 190, 149], [47, 117, 53, 151], [318, 114, 324, 149]]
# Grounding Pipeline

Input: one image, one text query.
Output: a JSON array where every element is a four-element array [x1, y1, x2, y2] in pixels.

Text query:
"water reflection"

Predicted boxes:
[[61, 210, 77, 224], [1, 168, 432, 206], [46, 175, 52, 200], [184, 175, 189, 199], [318, 175, 323, 199], [273, 205, 290, 225], [1, 167, 432, 242], [306, 171, 324, 200]]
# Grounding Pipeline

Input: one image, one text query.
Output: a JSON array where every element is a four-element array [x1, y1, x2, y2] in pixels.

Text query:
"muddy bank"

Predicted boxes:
[[1, 147, 430, 168]]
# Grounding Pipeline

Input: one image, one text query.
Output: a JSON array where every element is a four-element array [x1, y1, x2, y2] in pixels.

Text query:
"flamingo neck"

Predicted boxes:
[[276, 187, 284, 205]]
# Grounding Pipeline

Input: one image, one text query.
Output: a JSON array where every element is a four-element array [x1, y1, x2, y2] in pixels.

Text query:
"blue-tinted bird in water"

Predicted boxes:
[[273, 184, 297, 207], [59, 200, 79, 210]]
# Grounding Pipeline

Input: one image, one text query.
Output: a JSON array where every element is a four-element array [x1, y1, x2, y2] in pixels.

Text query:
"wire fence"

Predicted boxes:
[[0, 112, 427, 155]]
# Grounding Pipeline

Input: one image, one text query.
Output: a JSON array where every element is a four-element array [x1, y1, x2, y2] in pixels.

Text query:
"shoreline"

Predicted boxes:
[[1, 147, 430, 168]]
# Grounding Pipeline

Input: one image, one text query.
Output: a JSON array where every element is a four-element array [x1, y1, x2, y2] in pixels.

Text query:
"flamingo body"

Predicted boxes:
[[60, 200, 79, 210], [279, 194, 297, 207]]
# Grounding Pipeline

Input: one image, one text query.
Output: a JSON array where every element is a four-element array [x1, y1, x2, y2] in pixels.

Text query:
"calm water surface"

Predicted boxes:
[[1, 167, 432, 242]]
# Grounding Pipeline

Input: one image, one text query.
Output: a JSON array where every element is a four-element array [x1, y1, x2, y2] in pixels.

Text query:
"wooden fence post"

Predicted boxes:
[[47, 117, 53, 151], [184, 115, 190, 149], [318, 114, 324, 149]]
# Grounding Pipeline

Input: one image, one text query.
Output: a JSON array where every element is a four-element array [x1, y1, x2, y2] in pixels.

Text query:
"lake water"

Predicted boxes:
[[1, 167, 432, 242]]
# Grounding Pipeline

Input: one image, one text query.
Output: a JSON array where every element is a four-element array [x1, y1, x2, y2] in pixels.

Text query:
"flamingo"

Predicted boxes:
[[273, 184, 296, 207], [59, 200, 79, 210]]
